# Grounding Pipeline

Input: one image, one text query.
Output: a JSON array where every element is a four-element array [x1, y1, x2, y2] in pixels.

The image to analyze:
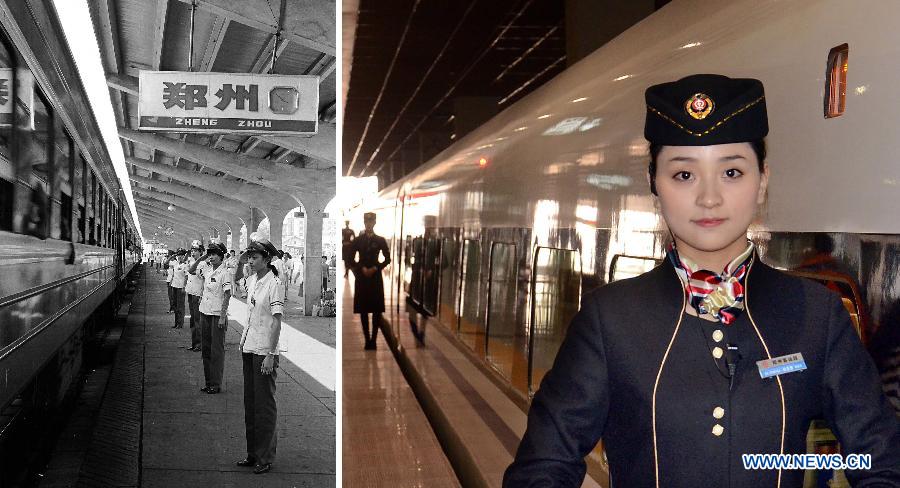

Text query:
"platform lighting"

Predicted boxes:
[[514, 126, 528, 132], [537, 114, 551, 120], [168, 204, 174, 211], [613, 74, 633, 82], [478, 157, 488, 167], [571, 97, 588, 103], [679, 42, 702, 49]]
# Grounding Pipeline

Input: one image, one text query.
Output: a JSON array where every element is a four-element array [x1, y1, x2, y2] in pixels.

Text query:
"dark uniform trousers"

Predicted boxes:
[[172, 287, 185, 328], [504, 259, 900, 487], [167, 283, 175, 311], [187, 294, 201, 348], [242, 353, 278, 464], [200, 313, 226, 389]]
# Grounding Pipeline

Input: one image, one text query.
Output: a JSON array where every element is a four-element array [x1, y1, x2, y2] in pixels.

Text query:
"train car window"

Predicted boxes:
[[102, 193, 108, 247], [528, 247, 582, 396], [439, 237, 460, 327], [786, 269, 867, 342], [422, 237, 441, 315], [408, 236, 424, 305], [824, 44, 848, 118], [458, 239, 483, 351], [486, 242, 519, 381], [52, 125, 72, 241], [0, 35, 14, 231], [75, 153, 85, 243], [12, 74, 52, 239], [609, 254, 662, 282], [88, 170, 96, 245]]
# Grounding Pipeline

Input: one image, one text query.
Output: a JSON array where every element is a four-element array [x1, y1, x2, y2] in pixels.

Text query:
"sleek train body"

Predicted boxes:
[[0, 1, 140, 416], [351, 0, 900, 428]]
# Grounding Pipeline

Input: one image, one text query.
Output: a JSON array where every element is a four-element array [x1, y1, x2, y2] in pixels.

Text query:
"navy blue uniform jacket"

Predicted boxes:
[[504, 258, 900, 487]]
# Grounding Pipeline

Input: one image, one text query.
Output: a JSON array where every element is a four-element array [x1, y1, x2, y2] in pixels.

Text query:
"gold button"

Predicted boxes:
[[712, 330, 724, 342], [713, 407, 725, 419], [712, 424, 724, 436], [712, 347, 724, 359]]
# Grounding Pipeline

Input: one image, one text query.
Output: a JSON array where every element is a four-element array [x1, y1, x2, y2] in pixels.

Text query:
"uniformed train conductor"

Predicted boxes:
[[503, 75, 900, 487]]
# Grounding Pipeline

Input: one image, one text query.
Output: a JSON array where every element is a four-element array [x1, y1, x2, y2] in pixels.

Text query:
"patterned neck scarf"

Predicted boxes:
[[667, 241, 755, 325]]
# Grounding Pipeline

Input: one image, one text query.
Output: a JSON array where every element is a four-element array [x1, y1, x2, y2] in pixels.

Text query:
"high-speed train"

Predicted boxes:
[[0, 0, 141, 438], [350, 0, 900, 478]]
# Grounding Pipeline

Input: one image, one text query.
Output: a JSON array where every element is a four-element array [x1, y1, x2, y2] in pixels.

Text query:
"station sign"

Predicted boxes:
[[138, 71, 319, 134]]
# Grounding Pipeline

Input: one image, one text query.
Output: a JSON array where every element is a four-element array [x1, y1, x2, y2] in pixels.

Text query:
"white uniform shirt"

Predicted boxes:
[[199, 262, 231, 315], [166, 259, 176, 283], [240, 270, 284, 355], [185, 257, 204, 296], [171, 261, 189, 288]]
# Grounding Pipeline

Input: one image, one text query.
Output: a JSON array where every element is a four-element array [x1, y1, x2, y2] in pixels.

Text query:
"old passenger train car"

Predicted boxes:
[[0, 0, 140, 433]]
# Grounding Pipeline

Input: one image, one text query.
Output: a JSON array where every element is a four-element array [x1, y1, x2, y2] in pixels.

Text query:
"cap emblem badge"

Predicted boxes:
[[685, 93, 714, 120]]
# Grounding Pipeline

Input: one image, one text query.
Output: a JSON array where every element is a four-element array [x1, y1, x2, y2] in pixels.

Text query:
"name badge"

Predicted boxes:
[[757, 353, 807, 379]]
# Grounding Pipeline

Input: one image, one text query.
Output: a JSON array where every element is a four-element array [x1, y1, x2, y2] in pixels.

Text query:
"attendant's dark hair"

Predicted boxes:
[[267, 263, 279, 277], [648, 139, 766, 195]]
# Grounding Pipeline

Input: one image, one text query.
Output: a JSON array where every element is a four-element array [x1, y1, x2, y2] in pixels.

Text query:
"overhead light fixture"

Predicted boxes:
[[679, 42, 702, 49], [571, 97, 588, 103], [537, 114, 551, 120], [167, 204, 174, 211], [613, 75, 633, 82]]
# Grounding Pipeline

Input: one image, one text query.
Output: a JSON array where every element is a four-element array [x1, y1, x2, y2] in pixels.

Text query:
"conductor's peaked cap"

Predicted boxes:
[[644, 74, 768, 146], [245, 238, 278, 258]]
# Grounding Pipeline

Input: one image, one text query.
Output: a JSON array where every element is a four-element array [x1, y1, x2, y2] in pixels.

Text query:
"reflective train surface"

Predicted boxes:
[[351, 0, 900, 478], [0, 0, 141, 434]]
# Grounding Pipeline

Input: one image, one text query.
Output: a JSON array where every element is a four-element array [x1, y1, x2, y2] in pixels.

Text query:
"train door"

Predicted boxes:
[[438, 236, 460, 330], [485, 242, 518, 380], [393, 187, 408, 339], [458, 238, 483, 352], [528, 247, 582, 397]]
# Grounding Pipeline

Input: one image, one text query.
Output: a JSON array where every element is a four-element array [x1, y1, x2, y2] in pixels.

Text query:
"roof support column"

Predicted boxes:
[[304, 209, 324, 315]]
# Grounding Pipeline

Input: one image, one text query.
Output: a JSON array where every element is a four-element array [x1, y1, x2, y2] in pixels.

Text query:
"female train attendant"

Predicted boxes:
[[189, 242, 231, 394], [170, 249, 189, 329], [504, 75, 900, 487], [233, 238, 285, 475]]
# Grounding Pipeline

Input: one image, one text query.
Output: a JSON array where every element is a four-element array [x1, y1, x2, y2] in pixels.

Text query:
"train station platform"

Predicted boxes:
[[341, 276, 460, 487], [341, 276, 605, 488], [37, 265, 335, 487]]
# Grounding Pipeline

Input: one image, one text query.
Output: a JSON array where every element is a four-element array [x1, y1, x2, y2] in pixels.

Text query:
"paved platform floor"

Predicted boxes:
[[43, 265, 335, 487], [341, 276, 460, 488]]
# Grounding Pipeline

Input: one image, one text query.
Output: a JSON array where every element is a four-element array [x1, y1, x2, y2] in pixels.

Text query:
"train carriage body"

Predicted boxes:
[[0, 0, 140, 414]]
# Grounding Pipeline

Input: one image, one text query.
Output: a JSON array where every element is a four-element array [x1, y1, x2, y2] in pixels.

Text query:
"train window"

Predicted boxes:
[[88, 170, 96, 245], [408, 236, 424, 304], [75, 153, 85, 243], [52, 125, 72, 241], [0, 35, 13, 231], [609, 254, 662, 282], [528, 247, 582, 396], [486, 242, 519, 381], [13, 75, 52, 238], [786, 269, 867, 342], [458, 239, 483, 351], [422, 237, 441, 315], [824, 44, 848, 118], [439, 237, 460, 327]]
